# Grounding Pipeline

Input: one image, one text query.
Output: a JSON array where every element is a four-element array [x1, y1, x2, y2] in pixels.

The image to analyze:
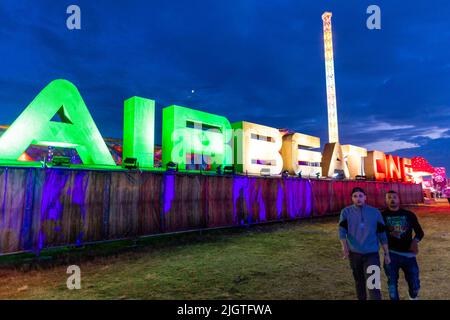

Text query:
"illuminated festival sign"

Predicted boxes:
[[232, 121, 283, 175], [0, 79, 431, 183], [281, 133, 322, 177], [342, 144, 367, 178], [0, 80, 115, 166], [123, 96, 155, 168], [322, 142, 350, 179], [162, 105, 232, 171], [409, 156, 434, 184], [364, 151, 413, 182]]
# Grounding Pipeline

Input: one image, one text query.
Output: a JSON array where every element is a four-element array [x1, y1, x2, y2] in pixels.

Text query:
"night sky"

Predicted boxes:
[[0, 1, 449, 170]]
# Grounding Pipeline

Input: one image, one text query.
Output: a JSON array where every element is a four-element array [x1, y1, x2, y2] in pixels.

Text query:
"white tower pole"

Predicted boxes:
[[322, 12, 339, 144]]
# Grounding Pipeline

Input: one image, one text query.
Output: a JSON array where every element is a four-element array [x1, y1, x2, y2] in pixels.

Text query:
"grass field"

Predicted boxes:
[[1, 202, 449, 300]]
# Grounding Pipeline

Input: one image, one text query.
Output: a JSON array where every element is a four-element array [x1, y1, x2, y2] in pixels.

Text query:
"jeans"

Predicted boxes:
[[348, 251, 382, 300], [384, 252, 420, 300]]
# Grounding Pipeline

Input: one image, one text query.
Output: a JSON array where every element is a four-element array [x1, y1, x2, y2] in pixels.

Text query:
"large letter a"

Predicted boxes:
[[0, 79, 115, 166]]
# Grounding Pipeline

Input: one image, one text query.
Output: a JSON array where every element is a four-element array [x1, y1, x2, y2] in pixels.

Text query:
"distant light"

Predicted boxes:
[[191, 90, 195, 94]]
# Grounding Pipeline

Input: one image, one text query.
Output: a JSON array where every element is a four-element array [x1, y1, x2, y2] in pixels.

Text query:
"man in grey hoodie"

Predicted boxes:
[[339, 187, 391, 300]]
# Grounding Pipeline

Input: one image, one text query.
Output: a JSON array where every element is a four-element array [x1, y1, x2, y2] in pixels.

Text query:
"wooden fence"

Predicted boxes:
[[0, 167, 423, 255]]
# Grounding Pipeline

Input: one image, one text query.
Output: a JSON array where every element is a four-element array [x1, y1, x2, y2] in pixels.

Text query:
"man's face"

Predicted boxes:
[[386, 192, 400, 210], [352, 192, 366, 207]]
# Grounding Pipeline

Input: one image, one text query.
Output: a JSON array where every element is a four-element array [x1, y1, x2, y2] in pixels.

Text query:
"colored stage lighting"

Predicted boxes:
[[223, 165, 235, 175], [260, 168, 271, 177], [166, 161, 178, 172], [51, 156, 71, 167], [122, 157, 138, 170], [333, 170, 345, 180]]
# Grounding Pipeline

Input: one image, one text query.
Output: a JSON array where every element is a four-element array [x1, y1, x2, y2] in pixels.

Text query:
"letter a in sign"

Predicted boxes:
[[0, 79, 115, 166]]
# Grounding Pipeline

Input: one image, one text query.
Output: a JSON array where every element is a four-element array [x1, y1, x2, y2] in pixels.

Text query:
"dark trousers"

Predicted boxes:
[[348, 251, 382, 300], [384, 252, 420, 300]]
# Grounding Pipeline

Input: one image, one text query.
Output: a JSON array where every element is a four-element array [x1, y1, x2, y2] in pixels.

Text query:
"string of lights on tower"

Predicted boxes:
[[322, 12, 339, 144]]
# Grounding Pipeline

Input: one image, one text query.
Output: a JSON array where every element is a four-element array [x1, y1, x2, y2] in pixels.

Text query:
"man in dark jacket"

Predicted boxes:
[[383, 190, 425, 300]]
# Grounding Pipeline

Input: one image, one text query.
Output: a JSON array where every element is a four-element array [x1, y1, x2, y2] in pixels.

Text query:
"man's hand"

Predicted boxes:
[[409, 239, 419, 254], [381, 243, 391, 264], [384, 252, 391, 265], [342, 244, 350, 259]]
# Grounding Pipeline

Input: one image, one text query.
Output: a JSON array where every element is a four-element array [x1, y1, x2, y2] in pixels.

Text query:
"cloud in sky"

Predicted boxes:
[[412, 127, 450, 140], [362, 139, 420, 153], [360, 121, 415, 132]]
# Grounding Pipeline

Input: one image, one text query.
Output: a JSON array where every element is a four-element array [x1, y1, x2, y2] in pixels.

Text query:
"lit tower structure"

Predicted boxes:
[[322, 12, 339, 143]]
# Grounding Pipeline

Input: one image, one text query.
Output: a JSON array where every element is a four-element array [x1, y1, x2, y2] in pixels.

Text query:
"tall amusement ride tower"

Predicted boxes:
[[321, 12, 339, 144]]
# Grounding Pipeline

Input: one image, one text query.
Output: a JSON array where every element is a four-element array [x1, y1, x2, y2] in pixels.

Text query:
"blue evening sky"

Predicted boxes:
[[0, 0, 449, 170]]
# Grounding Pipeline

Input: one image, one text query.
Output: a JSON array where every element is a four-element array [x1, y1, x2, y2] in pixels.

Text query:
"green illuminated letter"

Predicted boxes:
[[162, 105, 232, 170], [123, 96, 155, 168], [0, 79, 115, 166]]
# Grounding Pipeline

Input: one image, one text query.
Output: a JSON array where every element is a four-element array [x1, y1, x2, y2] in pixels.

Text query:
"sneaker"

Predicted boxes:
[[408, 293, 420, 300]]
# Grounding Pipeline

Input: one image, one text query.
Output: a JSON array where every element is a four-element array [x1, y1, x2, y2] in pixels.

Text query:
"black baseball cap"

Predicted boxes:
[[351, 187, 366, 196]]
